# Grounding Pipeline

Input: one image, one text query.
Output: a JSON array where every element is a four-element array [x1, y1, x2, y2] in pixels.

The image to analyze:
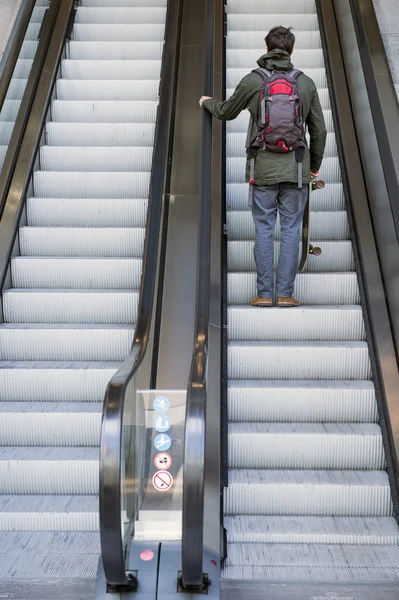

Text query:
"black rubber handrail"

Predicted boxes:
[[0, 0, 75, 297], [99, 0, 183, 587], [181, 0, 214, 589], [0, 0, 37, 113]]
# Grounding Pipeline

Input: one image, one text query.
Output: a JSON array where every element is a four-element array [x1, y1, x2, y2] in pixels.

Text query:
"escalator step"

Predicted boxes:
[[33, 170, 150, 198], [0, 361, 120, 403], [228, 240, 354, 272], [228, 272, 360, 305], [3, 289, 139, 324], [72, 23, 166, 42], [75, 7, 167, 25], [228, 306, 364, 341], [225, 515, 399, 545], [0, 324, 135, 361], [0, 404, 101, 447], [26, 197, 147, 227], [68, 40, 164, 60], [12, 257, 143, 289], [228, 341, 371, 380], [225, 469, 392, 516], [0, 495, 98, 531], [228, 380, 377, 423], [39, 146, 153, 172], [51, 100, 158, 123], [56, 79, 159, 101], [227, 210, 349, 241], [61, 59, 162, 80], [228, 423, 384, 470]]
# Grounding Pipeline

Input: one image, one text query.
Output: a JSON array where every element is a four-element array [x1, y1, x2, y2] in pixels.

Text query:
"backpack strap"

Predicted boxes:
[[251, 67, 273, 81], [288, 68, 303, 80]]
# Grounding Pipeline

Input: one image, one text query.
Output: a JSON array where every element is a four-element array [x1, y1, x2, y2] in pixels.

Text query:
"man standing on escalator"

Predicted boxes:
[[200, 26, 327, 307]]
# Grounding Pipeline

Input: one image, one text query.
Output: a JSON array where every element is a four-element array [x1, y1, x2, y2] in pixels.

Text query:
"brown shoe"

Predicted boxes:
[[250, 296, 273, 307], [277, 296, 299, 307]]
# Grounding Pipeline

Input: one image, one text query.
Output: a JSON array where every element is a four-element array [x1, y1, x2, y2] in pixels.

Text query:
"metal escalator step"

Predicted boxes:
[[19, 227, 145, 257], [0, 361, 119, 402], [227, 211, 349, 241], [227, 183, 344, 211], [227, 15, 319, 32], [0, 531, 99, 578], [228, 306, 364, 341], [228, 341, 371, 380], [31, 7, 47, 22], [228, 241, 354, 272], [3, 79, 28, 101], [228, 273, 360, 305], [223, 543, 399, 581], [224, 515, 399, 545], [3, 290, 139, 324], [0, 495, 99, 531], [228, 380, 377, 423], [225, 470, 392, 516], [0, 403, 101, 447], [40, 146, 152, 172], [34, 171, 150, 198], [61, 59, 162, 80], [75, 7, 167, 24], [227, 131, 336, 157], [227, 0, 316, 12], [0, 100, 22, 122], [227, 108, 333, 133], [46, 123, 155, 146], [0, 324, 135, 361], [227, 67, 327, 89], [82, 0, 167, 5], [9, 59, 33, 79], [227, 156, 340, 184], [51, 100, 157, 123], [227, 30, 321, 50], [72, 23, 166, 42], [228, 423, 384, 470], [12, 258, 143, 289], [0, 447, 98, 494], [27, 198, 147, 227], [19, 41, 39, 60], [68, 41, 164, 60], [227, 49, 325, 69], [26, 22, 41, 41], [56, 79, 159, 100]]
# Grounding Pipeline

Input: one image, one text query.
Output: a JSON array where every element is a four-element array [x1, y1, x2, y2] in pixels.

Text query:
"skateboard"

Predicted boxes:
[[298, 179, 325, 272]]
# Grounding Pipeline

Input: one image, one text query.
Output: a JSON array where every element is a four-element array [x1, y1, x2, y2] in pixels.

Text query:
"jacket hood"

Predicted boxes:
[[257, 49, 294, 72]]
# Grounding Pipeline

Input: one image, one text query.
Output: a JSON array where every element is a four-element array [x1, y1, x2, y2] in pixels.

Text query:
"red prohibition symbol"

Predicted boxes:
[[153, 470, 173, 492]]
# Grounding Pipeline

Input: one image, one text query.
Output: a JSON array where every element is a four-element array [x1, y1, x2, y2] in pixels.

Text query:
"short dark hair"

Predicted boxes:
[[265, 26, 295, 54]]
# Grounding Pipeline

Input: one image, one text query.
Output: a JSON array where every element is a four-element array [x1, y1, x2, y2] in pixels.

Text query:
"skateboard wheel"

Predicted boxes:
[[314, 180, 325, 190], [310, 246, 322, 256]]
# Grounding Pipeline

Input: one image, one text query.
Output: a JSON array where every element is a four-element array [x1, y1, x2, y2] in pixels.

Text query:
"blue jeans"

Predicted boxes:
[[252, 183, 309, 299]]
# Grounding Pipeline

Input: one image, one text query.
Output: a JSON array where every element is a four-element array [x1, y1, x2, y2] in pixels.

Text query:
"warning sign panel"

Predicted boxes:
[[154, 452, 173, 471], [153, 470, 173, 492]]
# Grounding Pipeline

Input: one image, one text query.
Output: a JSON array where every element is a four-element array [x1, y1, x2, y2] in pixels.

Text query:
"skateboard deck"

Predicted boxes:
[[298, 179, 325, 272]]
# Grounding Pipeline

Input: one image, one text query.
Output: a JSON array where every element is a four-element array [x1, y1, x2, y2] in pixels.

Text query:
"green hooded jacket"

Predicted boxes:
[[203, 49, 327, 186]]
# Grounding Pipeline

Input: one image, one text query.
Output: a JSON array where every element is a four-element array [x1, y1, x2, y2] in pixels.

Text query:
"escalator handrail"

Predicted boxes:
[[0, 0, 75, 298], [0, 0, 38, 113], [349, 0, 399, 244], [99, 0, 183, 586], [181, 0, 214, 588]]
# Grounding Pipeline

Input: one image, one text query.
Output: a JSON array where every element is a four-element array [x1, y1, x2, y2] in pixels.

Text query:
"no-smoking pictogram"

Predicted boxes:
[[153, 470, 173, 492]]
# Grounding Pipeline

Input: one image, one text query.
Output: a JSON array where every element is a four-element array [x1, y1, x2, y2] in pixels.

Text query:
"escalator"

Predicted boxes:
[[0, 0, 169, 591], [222, 0, 399, 585]]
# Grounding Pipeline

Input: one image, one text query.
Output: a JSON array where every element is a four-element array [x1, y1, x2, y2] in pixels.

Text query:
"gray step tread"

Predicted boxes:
[[0, 447, 98, 460], [4, 288, 138, 294], [228, 380, 375, 390], [0, 361, 121, 369], [229, 341, 368, 348], [0, 323, 134, 331], [229, 423, 381, 435], [0, 531, 99, 578], [228, 469, 389, 486], [0, 402, 102, 413], [40, 146, 153, 172], [76, 7, 167, 24], [46, 121, 156, 143], [72, 24, 166, 42], [0, 495, 98, 512], [225, 515, 399, 544]]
